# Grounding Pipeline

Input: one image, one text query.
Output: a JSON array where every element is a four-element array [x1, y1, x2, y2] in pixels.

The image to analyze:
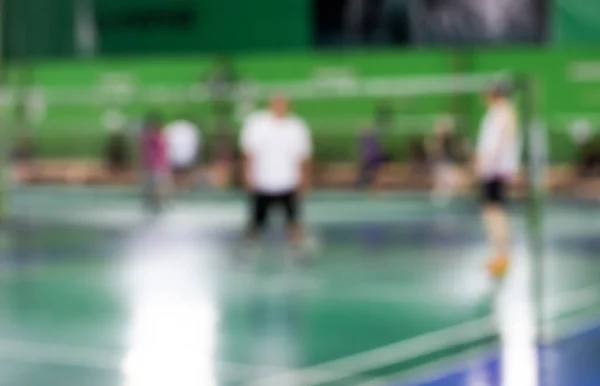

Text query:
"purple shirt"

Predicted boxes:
[[360, 130, 383, 167], [141, 129, 168, 172]]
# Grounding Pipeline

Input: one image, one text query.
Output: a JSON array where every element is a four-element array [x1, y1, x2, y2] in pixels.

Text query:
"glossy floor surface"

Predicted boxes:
[[0, 188, 599, 386]]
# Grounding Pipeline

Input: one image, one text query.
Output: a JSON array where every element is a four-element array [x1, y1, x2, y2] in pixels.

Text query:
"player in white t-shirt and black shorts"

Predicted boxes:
[[240, 94, 312, 249], [476, 81, 520, 278]]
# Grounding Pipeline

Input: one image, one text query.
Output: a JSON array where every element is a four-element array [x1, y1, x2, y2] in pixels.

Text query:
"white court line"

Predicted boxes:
[[356, 344, 497, 386], [0, 285, 598, 386], [245, 316, 497, 386], [0, 339, 283, 384], [244, 279, 600, 386], [361, 309, 600, 386], [546, 283, 600, 318]]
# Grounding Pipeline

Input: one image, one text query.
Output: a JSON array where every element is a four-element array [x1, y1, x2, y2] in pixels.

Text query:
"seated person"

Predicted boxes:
[[105, 130, 129, 174], [357, 127, 387, 190], [10, 137, 35, 184]]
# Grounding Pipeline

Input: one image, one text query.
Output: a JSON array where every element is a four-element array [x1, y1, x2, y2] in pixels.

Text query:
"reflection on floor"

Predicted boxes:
[[0, 190, 599, 386]]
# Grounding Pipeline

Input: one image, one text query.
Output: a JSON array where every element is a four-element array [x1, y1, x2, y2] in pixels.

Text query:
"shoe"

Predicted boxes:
[[487, 255, 510, 279]]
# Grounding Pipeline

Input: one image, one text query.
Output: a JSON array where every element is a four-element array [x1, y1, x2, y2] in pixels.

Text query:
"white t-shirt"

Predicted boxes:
[[240, 111, 312, 193], [476, 101, 520, 179], [164, 120, 201, 168]]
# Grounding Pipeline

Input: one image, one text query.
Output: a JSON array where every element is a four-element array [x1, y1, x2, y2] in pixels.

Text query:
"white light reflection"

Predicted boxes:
[[493, 246, 539, 386], [117, 222, 223, 386], [122, 300, 218, 386]]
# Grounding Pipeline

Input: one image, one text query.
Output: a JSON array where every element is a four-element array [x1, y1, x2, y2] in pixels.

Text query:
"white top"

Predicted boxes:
[[240, 111, 312, 193], [164, 120, 201, 168], [476, 101, 520, 179]]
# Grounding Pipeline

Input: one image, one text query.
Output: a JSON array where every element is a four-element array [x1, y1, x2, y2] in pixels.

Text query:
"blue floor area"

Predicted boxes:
[[408, 320, 600, 386]]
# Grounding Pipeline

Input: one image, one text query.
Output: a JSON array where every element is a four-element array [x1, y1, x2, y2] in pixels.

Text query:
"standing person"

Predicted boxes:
[[240, 94, 312, 249], [140, 113, 170, 213], [475, 82, 520, 278], [357, 127, 385, 190], [10, 137, 35, 184], [164, 117, 201, 186], [211, 125, 234, 189]]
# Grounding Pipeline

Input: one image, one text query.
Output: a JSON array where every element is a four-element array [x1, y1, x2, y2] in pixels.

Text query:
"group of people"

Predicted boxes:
[[139, 113, 233, 212], [149, 84, 517, 278], [8, 82, 518, 278], [141, 94, 313, 251]]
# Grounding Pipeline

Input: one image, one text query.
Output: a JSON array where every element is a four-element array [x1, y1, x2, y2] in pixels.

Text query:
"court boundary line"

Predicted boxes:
[[244, 280, 600, 386], [355, 287, 600, 386], [245, 316, 497, 386], [357, 344, 498, 386], [0, 338, 291, 384], [0, 284, 598, 386]]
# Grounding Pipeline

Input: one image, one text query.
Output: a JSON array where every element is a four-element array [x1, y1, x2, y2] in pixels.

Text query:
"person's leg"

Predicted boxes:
[[282, 191, 303, 247], [157, 170, 173, 207], [483, 204, 510, 256], [143, 172, 162, 213], [481, 179, 510, 276], [246, 193, 269, 241], [433, 162, 458, 206]]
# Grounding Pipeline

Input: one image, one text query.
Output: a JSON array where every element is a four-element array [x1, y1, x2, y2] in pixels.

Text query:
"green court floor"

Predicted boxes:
[[1, 188, 599, 386]]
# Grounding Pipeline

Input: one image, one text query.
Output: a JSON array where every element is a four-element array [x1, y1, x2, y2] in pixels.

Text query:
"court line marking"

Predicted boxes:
[[0, 286, 596, 386], [546, 282, 600, 318], [356, 344, 498, 386], [0, 338, 287, 384], [244, 280, 600, 386], [245, 316, 497, 386]]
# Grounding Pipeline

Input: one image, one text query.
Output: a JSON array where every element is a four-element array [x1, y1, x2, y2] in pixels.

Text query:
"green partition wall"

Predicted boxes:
[[6, 47, 600, 162]]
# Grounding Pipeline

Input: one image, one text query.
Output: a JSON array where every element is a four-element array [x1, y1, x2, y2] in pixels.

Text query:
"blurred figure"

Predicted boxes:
[[140, 112, 170, 213], [240, 94, 312, 250], [357, 127, 386, 190], [408, 134, 429, 173], [204, 55, 238, 126], [105, 129, 129, 176], [428, 116, 462, 206], [164, 117, 201, 186], [475, 82, 520, 278], [211, 125, 234, 189], [10, 137, 35, 184], [570, 120, 600, 177]]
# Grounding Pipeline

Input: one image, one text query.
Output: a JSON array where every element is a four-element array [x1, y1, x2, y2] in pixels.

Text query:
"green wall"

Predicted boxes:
[[96, 0, 311, 54], [7, 48, 600, 162]]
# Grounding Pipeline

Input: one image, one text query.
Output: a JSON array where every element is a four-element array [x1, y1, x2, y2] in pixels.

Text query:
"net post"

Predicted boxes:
[[517, 73, 546, 386], [0, 0, 6, 222]]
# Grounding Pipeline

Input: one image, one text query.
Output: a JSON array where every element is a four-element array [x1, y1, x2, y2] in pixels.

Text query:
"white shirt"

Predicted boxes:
[[240, 111, 312, 193], [164, 120, 201, 168], [476, 101, 520, 179]]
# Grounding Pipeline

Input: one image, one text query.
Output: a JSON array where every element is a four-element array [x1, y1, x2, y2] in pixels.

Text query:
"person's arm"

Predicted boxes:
[[299, 122, 313, 195], [239, 119, 254, 191], [241, 154, 253, 191]]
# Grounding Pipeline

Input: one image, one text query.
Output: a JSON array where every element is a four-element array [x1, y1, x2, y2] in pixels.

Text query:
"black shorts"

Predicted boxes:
[[481, 178, 507, 205], [249, 191, 300, 232]]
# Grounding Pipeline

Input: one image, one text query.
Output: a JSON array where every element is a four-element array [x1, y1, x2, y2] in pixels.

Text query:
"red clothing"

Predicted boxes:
[[142, 129, 168, 172]]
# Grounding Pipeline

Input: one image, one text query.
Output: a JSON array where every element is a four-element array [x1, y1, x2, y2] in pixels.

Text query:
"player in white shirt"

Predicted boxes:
[[476, 82, 520, 278], [164, 119, 201, 174], [240, 94, 312, 248]]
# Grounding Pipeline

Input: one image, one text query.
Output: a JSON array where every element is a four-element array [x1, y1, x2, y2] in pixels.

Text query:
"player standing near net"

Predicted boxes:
[[240, 94, 312, 250], [476, 82, 520, 278]]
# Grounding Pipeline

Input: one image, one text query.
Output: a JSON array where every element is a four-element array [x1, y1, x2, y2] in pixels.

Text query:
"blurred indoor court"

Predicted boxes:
[[1, 188, 600, 386], [2, 0, 600, 385]]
